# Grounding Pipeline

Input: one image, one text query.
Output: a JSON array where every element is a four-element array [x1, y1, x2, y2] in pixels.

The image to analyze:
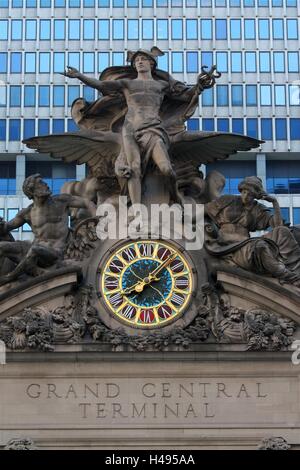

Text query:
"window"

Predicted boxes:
[[246, 118, 258, 138], [245, 52, 256, 72], [53, 86, 65, 106], [231, 52, 242, 72], [172, 52, 183, 73], [54, 0, 65, 5], [10, 86, 21, 107], [98, 52, 109, 72], [259, 52, 270, 72], [216, 19, 227, 40], [83, 52, 94, 73], [171, 0, 182, 5], [260, 85, 272, 105], [274, 85, 286, 105], [12, 20, 23, 40], [187, 119, 199, 131], [38, 119, 50, 136], [25, 20, 37, 40], [40, 0, 51, 5], [84, 0, 95, 5], [68, 52, 80, 70], [0, 0, 9, 6], [0, 120, 6, 141], [202, 119, 214, 131], [232, 85, 243, 106], [39, 52, 50, 73], [288, 52, 299, 72], [230, 19, 241, 40], [244, 19, 255, 39], [68, 119, 78, 132], [69, 20, 80, 40], [201, 19, 212, 39], [157, 20, 168, 40], [83, 20, 95, 40], [157, 53, 168, 71], [272, 19, 284, 39], [261, 119, 273, 140], [0, 21, 8, 40], [289, 84, 300, 106], [201, 52, 213, 69], [258, 0, 269, 5], [98, 20, 109, 40], [69, 0, 80, 5], [275, 118, 287, 140], [186, 52, 198, 73], [246, 85, 257, 106], [12, 0, 23, 7], [112, 52, 123, 66], [258, 19, 270, 39], [293, 208, 300, 225], [273, 52, 285, 72], [186, 19, 198, 40], [54, 53, 65, 73], [40, 19, 51, 40], [171, 20, 183, 40], [0, 85, 6, 107], [287, 19, 298, 39], [83, 86, 95, 101], [202, 87, 213, 106], [142, 20, 154, 39], [23, 119, 35, 140], [127, 20, 138, 40], [39, 85, 50, 106], [217, 85, 229, 106], [286, 0, 297, 5], [272, 0, 282, 5], [128, 0, 138, 5], [24, 86, 36, 106], [9, 119, 21, 141], [267, 161, 300, 195], [216, 52, 228, 73], [53, 119, 65, 133], [25, 53, 36, 73], [113, 20, 124, 39], [215, 0, 226, 5], [290, 119, 300, 140], [68, 86, 80, 106], [11, 53, 22, 73], [201, 0, 212, 5], [230, 0, 240, 4], [0, 53, 7, 73], [217, 119, 229, 132], [54, 20, 65, 40]]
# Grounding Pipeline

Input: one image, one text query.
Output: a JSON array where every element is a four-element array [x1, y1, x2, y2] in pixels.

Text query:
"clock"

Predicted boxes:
[[99, 239, 194, 329]]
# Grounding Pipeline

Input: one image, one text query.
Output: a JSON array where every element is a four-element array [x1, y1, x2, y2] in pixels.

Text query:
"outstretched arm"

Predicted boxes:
[[62, 66, 124, 94], [0, 209, 27, 234], [67, 195, 97, 217]]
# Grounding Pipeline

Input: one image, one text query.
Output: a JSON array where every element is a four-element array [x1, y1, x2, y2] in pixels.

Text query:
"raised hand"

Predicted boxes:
[[61, 66, 80, 79]]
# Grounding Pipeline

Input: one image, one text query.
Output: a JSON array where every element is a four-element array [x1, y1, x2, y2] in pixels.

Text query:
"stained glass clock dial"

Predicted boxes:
[[100, 240, 194, 328]]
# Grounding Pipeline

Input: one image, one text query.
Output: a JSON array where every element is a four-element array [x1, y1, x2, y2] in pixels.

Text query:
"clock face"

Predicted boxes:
[[100, 240, 194, 328]]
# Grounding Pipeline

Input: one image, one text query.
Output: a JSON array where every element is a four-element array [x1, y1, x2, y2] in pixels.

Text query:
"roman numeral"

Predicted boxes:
[[170, 260, 184, 272], [139, 243, 154, 257], [121, 305, 136, 319], [175, 277, 189, 288], [109, 292, 123, 307], [170, 293, 185, 306], [109, 259, 123, 273], [104, 277, 119, 289], [121, 247, 136, 261]]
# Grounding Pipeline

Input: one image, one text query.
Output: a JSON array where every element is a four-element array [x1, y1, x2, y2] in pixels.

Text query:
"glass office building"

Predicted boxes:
[[0, 0, 299, 239]]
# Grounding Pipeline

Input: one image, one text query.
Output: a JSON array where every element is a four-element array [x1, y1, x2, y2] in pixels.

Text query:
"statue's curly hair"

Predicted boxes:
[[22, 174, 41, 199]]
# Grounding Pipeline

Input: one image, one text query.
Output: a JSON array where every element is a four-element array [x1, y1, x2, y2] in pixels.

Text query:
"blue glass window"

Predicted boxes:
[[261, 118, 272, 140], [230, 19, 241, 39], [54, 20, 65, 40], [293, 208, 300, 225], [288, 52, 299, 72], [216, 19, 227, 40], [38, 119, 50, 136], [68, 119, 78, 131], [0, 21, 8, 40], [39, 52, 50, 73], [201, 52, 213, 69], [127, 20, 139, 40], [157, 53, 168, 71], [244, 19, 255, 39], [287, 19, 298, 39], [290, 119, 300, 140], [232, 85, 243, 106], [40, 0, 51, 5], [275, 85, 286, 105], [201, 19, 212, 39], [245, 52, 256, 72], [25, 20, 37, 40], [171, 20, 183, 40], [289, 85, 300, 106], [10, 53, 22, 73], [186, 52, 198, 73], [202, 119, 214, 131], [275, 118, 287, 140], [128, 0, 138, 5], [9, 119, 21, 141], [231, 52, 242, 72], [217, 119, 229, 132], [157, 20, 168, 40], [260, 85, 272, 105], [83, 86, 95, 101], [273, 19, 284, 39], [0, 0, 9, 6], [216, 52, 228, 73], [53, 86, 65, 106], [69, 0, 80, 5], [246, 118, 258, 138], [68, 86, 80, 106], [83, 20, 95, 39], [112, 52, 123, 66], [39, 86, 50, 106], [201, 0, 212, 5], [172, 52, 183, 73], [23, 119, 35, 139], [54, 53, 65, 73], [0, 85, 6, 107], [68, 52, 80, 70], [286, 0, 296, 5], [84, 0, 95, 5], [142, 19, 154, 39], [0, 53, 7, 73], [202, 88, 214, 106], [246, 85, 257, 106], [53, 119, 65, 133], [69, 20, 80, 40], [259, 52, 270, 72], [54, 0, 65, 6], [273, 52, 285, 72], [186, 19, 198, 39], [215, 0, 226, 5], [12, 0, 22, 7], [11, 20, 23, 40], [258, 19, 270, 39], [98, 52, 109, 72], [40, 19, 51, 40], [24, 86, 36, 106], [258, 0, 269, 5], [272, 0, 282, 4], [83, 53, 95, 73], [187, 119, 199, 131], [113, 0, 124, 4], [0, 120, 6, 141], [25, 53, 36, 73], [217, 85, 229, 106], [113, 20, 124, 39]]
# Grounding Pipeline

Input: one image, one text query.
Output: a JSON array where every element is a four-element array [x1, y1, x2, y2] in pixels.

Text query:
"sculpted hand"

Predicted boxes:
[[61, 66, 80, 79], [260, 194, 277, 203]]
